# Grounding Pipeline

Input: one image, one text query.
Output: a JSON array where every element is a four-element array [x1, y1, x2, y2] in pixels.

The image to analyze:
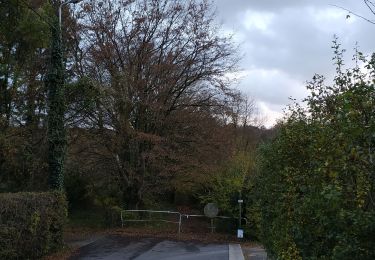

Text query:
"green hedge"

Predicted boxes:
[[248, 49, 375, 259], [0, 192, 67, 259]]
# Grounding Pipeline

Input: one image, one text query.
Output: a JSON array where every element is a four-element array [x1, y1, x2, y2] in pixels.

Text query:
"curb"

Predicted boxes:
[[66, 235, 104, 248], [229, 243, 245, 260]]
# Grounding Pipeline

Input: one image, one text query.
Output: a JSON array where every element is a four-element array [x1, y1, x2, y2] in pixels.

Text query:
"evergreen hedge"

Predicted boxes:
[[248, 45, 375, 259], [0, 192, 67, 259]]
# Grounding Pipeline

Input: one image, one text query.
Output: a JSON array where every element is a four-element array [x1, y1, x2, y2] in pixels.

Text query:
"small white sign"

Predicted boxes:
[[237, 229, 244, 238], [238, 199, 243, 203]]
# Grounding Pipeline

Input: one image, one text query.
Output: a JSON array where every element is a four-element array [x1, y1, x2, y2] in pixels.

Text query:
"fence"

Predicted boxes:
[[120, 210, 183, 233], [120, 209, 248, 234]]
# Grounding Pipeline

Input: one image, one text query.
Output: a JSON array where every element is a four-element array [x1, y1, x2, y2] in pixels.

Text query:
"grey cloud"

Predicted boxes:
[[238, 68, 308, 106], [237, 6, 373, 77], [215, 0, 371, 19], [214, 0, 375, 125]]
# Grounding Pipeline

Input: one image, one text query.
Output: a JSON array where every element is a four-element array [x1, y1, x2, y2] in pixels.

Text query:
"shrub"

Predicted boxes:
[[0, 192, 67, 259], [248, 43, 375, 259], [199, 151, 254, 217]]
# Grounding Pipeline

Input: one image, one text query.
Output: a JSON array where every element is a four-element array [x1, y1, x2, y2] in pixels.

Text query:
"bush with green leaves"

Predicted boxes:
[[249, 41, 375, 259], [0, 192, 67, 259], [200, 151, 254, 217]]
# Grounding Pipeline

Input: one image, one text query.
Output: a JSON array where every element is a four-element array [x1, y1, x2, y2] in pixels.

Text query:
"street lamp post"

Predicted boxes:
[[46, 0, 81, 190]]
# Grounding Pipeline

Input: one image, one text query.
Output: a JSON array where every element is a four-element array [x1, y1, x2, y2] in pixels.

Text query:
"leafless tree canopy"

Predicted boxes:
[[66, 0, 244, 207]]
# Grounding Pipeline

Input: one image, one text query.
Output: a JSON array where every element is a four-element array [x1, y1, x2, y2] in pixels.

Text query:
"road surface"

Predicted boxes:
[[69, 234, 239, 260]]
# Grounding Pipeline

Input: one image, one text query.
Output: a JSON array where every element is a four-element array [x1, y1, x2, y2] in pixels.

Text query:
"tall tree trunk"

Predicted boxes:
[[0, 47, 11, 129], [122, 177, 143, 209], [25, 74, 37, 128], [46, 10, 66, 191]]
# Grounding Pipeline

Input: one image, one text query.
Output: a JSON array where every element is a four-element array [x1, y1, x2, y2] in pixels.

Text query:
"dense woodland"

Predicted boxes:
[[0, 0, 268, 210], [1, 0, 375, 259]]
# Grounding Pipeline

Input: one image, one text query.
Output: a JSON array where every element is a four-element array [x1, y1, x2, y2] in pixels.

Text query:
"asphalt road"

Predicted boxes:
[[69, 235, 230, 260]]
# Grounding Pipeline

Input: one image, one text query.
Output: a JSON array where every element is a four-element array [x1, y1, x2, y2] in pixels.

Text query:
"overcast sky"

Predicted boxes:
[[215, 0, 375, 127]]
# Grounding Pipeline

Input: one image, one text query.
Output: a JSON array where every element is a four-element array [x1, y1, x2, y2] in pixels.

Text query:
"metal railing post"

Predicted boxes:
[[178, 213, 182, 234]]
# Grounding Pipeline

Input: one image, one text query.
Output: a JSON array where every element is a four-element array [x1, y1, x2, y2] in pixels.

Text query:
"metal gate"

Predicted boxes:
[[120, 209, 247, 234]]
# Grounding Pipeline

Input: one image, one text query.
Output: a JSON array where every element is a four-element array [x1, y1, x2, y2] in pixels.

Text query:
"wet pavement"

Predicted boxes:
[[69, 235, 229, 260]]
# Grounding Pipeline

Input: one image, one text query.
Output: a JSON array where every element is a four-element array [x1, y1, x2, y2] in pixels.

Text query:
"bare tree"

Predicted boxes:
[[71, 0, 239, 208]]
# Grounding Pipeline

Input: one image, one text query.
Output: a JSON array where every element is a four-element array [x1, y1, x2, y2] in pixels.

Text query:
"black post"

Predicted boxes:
[[239, 191, 242, 228]]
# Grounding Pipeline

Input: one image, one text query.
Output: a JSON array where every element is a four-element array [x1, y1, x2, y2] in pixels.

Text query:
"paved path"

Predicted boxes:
[[69, 235, 233, 260], [242, 246, 268, 260], [229, 244, 244, 260]]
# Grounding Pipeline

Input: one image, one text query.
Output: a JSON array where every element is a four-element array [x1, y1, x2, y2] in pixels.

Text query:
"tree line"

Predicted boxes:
[[0, 0, 265, 211]]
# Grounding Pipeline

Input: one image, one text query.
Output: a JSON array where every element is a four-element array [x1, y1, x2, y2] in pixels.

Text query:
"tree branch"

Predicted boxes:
[[364, 0, 375, 16], [329, 4, 375, 25]]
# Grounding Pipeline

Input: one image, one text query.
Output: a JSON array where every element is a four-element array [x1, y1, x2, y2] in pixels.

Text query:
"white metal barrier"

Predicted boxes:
[[120, 209, 248, 234], [121, 210, 183, 233]]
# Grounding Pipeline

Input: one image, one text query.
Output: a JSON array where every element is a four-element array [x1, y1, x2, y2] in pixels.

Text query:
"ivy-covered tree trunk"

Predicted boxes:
[[0, 48, 11, 129], [46, 11, 66, 191]]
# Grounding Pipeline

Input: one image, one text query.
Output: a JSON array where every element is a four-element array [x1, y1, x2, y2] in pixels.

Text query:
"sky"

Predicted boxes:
[[215, 0, 375, 127]]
